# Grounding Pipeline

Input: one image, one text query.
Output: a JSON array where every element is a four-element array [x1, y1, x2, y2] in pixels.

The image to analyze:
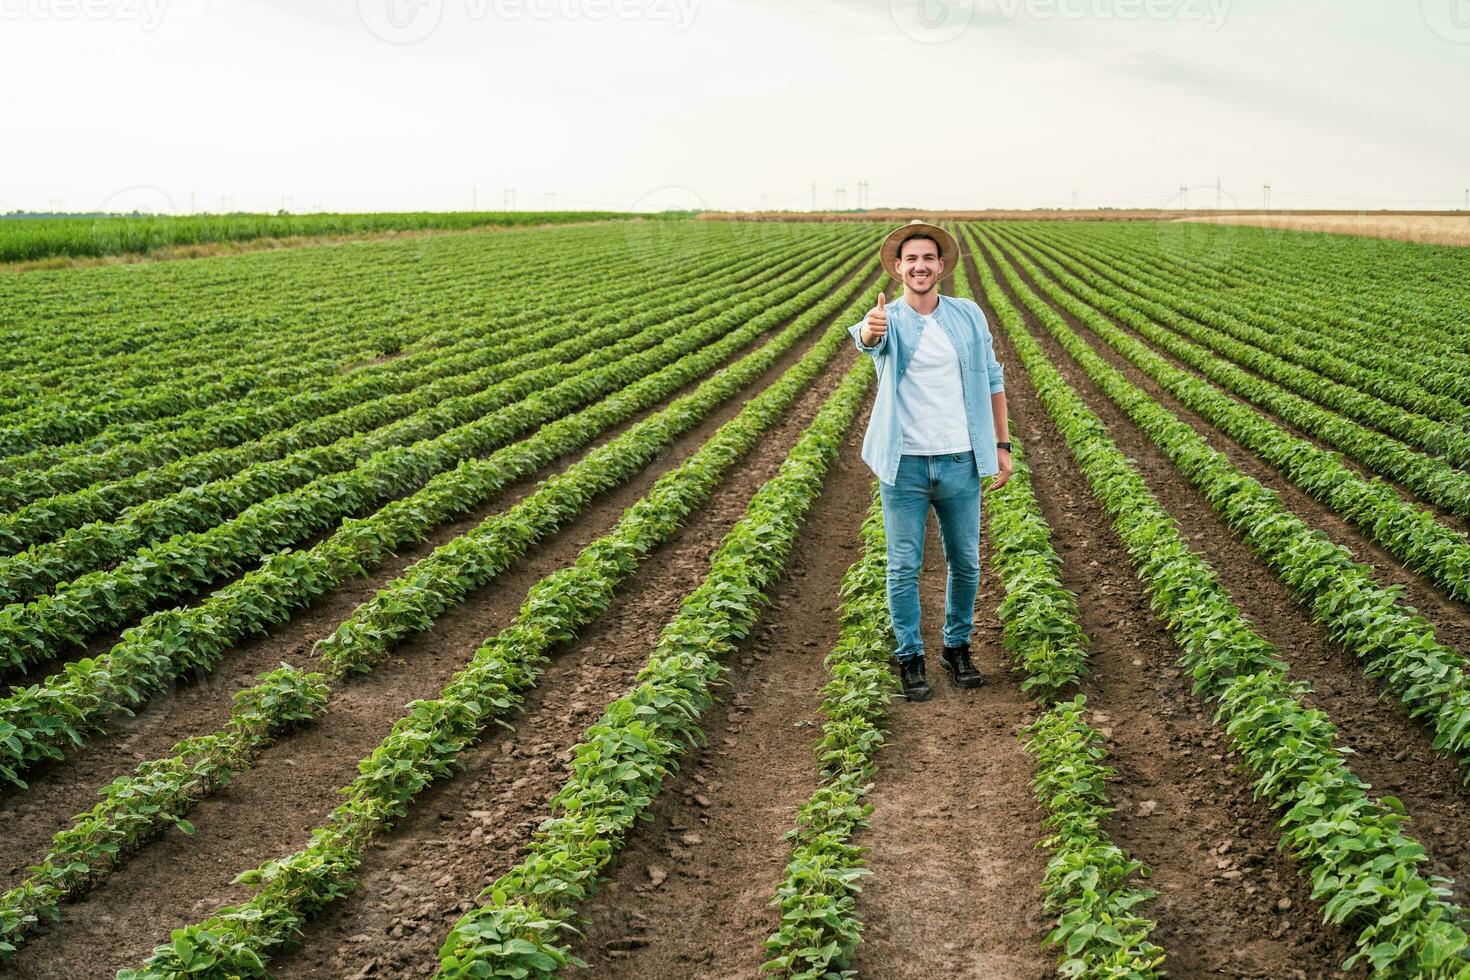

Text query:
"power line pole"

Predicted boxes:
[[811, 180, 816, 212], [1263, 183, 1271, 211], [836, 186, 845, 210], [1216, 176, 1222, 211], [1179, 184, 1188, 210], [1071, 190, 1078, 210]]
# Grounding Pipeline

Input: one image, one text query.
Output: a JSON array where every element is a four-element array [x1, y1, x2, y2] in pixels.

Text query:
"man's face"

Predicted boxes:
[[896, 237, 943, 295]]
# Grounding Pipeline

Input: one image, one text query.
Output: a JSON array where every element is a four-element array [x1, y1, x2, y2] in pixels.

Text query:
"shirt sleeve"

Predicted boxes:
[[977, 307, 1005, 393]]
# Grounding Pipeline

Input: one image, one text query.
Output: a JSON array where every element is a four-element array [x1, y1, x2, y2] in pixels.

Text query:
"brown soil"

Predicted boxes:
[[260, 342, 865, 979], [0, 268, 876, 979], [848, 516, 1054, 979], [989, 235, 1470, 900], [558, 386, 874, 979], [1000, 229, 1470, 538], [971, 245, 1365, 977]]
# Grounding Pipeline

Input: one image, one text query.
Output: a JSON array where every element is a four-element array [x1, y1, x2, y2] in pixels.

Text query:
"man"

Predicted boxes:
[[848, 220, 1011, 702]]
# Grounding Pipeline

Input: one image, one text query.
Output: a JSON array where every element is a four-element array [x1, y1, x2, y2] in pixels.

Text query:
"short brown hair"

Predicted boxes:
[[897, 232, 941, 260]]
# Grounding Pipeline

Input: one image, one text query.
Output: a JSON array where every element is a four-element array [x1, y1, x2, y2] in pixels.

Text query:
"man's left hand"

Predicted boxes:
[[991, 449, 1012, 490]]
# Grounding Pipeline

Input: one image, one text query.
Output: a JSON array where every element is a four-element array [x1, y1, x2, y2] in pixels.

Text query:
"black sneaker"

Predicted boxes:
[[897, 656, 931, 702], [941, 642, 984, 688]]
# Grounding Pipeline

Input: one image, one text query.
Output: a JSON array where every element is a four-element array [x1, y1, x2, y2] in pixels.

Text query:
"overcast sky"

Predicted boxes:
[[5, 0, 1468, 214]]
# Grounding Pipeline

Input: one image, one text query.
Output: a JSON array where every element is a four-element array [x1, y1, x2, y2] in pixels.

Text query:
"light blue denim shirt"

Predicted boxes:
[[848, 292, 1006, 485]]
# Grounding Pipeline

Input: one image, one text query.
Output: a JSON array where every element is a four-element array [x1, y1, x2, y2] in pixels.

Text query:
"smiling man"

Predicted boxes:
[[848, 220, 1011, 702]]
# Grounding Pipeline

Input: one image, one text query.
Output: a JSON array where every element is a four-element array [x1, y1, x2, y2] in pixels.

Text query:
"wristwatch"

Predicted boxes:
[[996, 441, 1012, 452]]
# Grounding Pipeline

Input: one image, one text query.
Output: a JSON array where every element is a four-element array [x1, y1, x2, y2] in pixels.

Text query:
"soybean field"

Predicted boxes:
[[2, 216, 1470, 979]]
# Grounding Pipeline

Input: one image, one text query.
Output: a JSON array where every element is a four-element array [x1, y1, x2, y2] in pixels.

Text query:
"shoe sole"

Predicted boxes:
[[904, 687, 932, 702], [943, 661, 984, 689]]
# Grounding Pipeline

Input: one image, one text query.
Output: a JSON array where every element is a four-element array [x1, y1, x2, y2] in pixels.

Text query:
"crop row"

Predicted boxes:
[[2, 220, 802, 445], [977, 227, 1470, 781], [988, 228, 1470, 521], [1083, 221, 1470, 352], [121, 306, 876, 979], [951, 261, 1164, 974], [310, 256, 870, 676], [760, 489, 894, 978], [432, 357, 871, 979], [0, 245, 867, 675], [0, 268, 877, 964], [0, 235, 823, 550], [0, 229, 816, 505], [985, 228, 1470, 607], [965, 223, 1470, 975], [1032, 222, 1470, 403], [4, 223, 835, 474], [2, 221, 806, 404], [998, 447, 1164, 977], [0, 209, 637, 264], [0, 665, 327, 957], [0, 255, 875, 787], [1013, 229, 1470, 466], [0, 241, 843, 602], [1020, 224, 1470, 421], [1052, 222, 1470, 399], [0, 225, 663, 425]]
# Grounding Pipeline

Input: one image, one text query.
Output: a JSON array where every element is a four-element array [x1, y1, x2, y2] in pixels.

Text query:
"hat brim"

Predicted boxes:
[[878, 221, 961, 283]]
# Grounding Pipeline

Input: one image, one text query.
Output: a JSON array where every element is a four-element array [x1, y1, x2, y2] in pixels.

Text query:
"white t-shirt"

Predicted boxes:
[[897, 313, 971, 454]]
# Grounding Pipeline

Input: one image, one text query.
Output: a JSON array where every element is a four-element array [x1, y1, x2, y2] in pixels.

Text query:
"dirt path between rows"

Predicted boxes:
[[254, 341, 867, 979], [993, 237, 1470, 904], [973, 246, 1364, 978], [847, 511, 1052, 978], [1000, 232, 1470, 539], [563, 388, 875, 979], [0, 258, 876, 883], [3, 272, 876, 979]]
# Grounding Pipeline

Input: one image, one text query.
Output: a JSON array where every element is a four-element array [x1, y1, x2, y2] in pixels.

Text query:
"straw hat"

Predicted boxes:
[[878, 219, 960, 282]]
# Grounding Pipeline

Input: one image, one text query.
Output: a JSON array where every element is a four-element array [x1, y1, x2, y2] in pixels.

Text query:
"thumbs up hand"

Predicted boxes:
[[861, 291, 888, 346]]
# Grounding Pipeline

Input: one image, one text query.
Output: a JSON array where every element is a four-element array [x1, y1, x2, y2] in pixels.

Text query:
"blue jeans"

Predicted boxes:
[[878, 451, 982, 663]]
